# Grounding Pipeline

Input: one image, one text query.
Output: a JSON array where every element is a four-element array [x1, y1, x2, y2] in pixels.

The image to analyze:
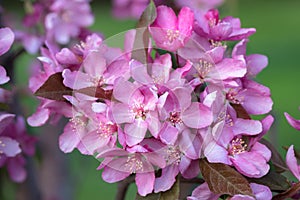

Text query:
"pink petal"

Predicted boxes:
[[187, 182, 220, 200], [159, 123, 178, 145], [113, 78, 141, 104], [102, 159, 130, 183], [0, 137, 21, 157], [130, 60, 152, 84], [233, 119, 262, 136], [0, 66, 10, 84], [286, 145, 300, 181], [204, 141, 231, 165], [285, 112, 300, 131], [83, 51, 106, 76], [152, 6, 177, 30], [59, 123, 81, 153], [180, 157, 200, 179], [136, 172, 155, 196], [251, 142, 271, 162], [182, 102, 213, 129], [7, 157, 26, 183], [250, 183, 272, 200], [62, 69, 94, 90], [178, 7, 194, 38], [124, 120, 148, 146], [56, 48, 80, 65], [154, 165, 179, 193], [111, 103, 135, 124], [0, 27, 14, 56], [27, 107, 50, 127], [213, 56, 246, 80], [246, 54, 268, 77]]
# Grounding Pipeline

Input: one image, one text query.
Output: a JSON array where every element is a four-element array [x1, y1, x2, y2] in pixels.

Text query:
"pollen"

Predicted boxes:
[[97, 122, 116, 138], [125, 155, 143, 174], [166, 29, 180, 43], [168, 111, 182, 126], [70, 116, 86, 132], [165, 145, 181, 165], [228, 138, 247, 156], [226, 89, 244, 105], [131, 103, 147, 120], [195, 59, 212, 80]]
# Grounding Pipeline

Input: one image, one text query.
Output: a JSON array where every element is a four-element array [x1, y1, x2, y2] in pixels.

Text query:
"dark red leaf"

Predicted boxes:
[[230, 103, 251, 119], [34, 72, 73, 101], [77, 87, 113, 100], [199, 158, 253, 197]]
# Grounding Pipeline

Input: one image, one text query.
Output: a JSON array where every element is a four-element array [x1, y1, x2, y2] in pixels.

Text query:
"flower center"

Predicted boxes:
[[165, 145, 181, 165], [125, 155, 143, 174], [168, 111, 182, 126], [166, 29, 180, 43], [0, 140, 6, 155], [131, 103, 147, 120], [195, 59, 212, 80], [97, 122, 117, 138], [226, 89, 244, 104], [228, 138, 247, 156], [70, 116, 86, 132]]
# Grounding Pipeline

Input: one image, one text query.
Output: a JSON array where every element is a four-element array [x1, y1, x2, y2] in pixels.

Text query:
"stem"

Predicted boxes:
[[115, 175, 135, 200]]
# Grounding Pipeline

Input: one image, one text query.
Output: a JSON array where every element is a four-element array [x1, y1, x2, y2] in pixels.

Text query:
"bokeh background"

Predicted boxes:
[[2, 0, 300, 199]]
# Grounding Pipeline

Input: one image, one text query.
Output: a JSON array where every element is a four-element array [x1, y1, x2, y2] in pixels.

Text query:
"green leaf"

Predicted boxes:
[[272, 182, 300, 200], [132, 0, 157, 64], [34, 72, 73, 101], [136, 176, 180, 200], [247, 168, 290, 192], [199, 158, 253, 197]]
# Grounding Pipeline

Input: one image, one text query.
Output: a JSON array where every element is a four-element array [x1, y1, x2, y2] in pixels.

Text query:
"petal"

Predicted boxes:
[[0, 27, 14, 56], [246, 54, 268, 77], [130, 60, 152, 85], [102, 159, 130, 183], [286, 145, 300, 181], [136, 172, 155, 196], [27, 107, 50, 127], [0, 137, 21, 157], [7, 157, 26, 183], [152, 6, 177, 30], [178, 7, 194, 38], [251, 142, 271, 162], [62, 69, 94, 90], [204, 141, 231, 165], [213, 56, 246, 80], [154, 164, 179, 193], [285, 112, 300, 131], [187, 182, 220, 200], [92, 102, 107, 113], [250, 183, 272, 200], [0, 66, 10, 84], [111, 103, 135, 124], [59, 123, 81, 153], [113, 78, 141, 104], [232, 152, 270, 178], [159, 123, 178, 145], [233, 119, 262, 136], [182, 102, 213, 129], [83, 51, 107, 76], [180, 158, 200, 179], [124, 120, 147, 146]]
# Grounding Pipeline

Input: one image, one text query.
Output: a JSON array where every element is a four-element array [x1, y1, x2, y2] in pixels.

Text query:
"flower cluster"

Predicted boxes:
[[0, 28, 36, 183], [8, 0, 94, 54], [28, 1, 278, 197]]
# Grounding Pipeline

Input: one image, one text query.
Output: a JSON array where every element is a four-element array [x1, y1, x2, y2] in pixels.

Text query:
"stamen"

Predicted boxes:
[[168, 111, 182, 126], [166, 29, 180, 43], [228, 138, 248, 156], [97, 122, 117, 138], [131, 103, 147, 120], [195, 59, 212, 80], [165, 145, 181, 165], [70, 116, 86, 132], [226, 89, 244, 105], [125, 155, 143, 174]]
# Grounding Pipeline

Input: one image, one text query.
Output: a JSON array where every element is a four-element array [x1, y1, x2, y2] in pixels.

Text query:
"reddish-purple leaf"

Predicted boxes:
[[272, 182, 300, 200], [231, 103, 251, 120], [247, 168, 290, 192], [199, 158, 253, 197], [77, 87, 113, 100], [34, 72, 73, 101]]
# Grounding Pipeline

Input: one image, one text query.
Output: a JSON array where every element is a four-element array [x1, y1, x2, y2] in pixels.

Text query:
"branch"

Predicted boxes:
[[115, 175, 135, 200]]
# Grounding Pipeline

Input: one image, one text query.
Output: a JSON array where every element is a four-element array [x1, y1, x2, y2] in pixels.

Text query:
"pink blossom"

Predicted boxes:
[[286, 145, 300, 181], [149, 6, 194, 51], [188, 182, 272, 200], [97, 143, 166, 196], [285, 111, 300, 131], [194, 9, 256, 41], [175, 0, 224, 12], [45, 0, 94, 44]]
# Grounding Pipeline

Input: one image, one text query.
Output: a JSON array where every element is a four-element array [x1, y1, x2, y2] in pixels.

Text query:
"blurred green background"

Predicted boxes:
[[6, 0, 300, 199]]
